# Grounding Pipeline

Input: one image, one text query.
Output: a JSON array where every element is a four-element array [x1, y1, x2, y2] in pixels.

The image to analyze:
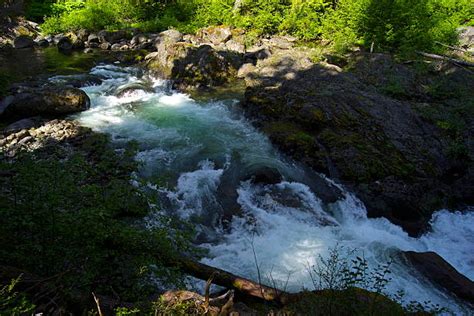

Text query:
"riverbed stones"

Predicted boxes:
[[0, 119, 91, 157]]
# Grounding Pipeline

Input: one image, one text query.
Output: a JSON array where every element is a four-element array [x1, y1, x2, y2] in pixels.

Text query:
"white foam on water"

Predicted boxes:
[[170, 160, 224, 220], [158, 93, 192, 107], [73, 64, 473, 314], [419, 210, 474, 280], [201, 180, 473, 313]]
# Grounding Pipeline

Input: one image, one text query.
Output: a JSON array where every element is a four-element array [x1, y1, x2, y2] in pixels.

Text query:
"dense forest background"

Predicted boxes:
[[21, 0, 473, 55]]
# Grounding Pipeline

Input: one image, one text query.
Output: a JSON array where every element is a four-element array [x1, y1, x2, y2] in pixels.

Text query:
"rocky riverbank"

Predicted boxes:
[[2, 21, 473, 236]]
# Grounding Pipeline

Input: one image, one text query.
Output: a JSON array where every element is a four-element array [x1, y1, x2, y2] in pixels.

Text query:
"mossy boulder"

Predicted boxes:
[[242, 49, 473, 236], [146, 31, 243, 91], [0, 87, 90, 118]]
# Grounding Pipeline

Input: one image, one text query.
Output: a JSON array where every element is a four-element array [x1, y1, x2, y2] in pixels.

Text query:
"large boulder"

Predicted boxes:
[[242, 49, 473, 236], [403, 251, 474, 303], [0, 87, 90, 118]]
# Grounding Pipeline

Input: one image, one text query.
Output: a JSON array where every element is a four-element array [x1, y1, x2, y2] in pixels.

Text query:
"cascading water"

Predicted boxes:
[[58, 64, 473, 314]]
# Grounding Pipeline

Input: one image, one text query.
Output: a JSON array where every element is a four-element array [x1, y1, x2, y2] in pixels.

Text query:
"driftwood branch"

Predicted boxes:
[[171, 256, 293, 305], [417, 51, 474, 67]]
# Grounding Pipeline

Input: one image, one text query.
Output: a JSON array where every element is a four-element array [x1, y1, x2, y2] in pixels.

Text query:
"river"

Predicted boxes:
[[54, 63, 474, 314]]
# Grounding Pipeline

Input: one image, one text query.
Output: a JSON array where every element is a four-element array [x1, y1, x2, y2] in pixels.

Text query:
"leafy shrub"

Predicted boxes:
[[0, 134, 193, 309], [0, 277, 35, 315], [322, 0, 473, 54]]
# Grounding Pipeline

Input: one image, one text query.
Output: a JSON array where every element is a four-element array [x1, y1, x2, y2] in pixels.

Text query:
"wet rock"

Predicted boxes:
[[131, 34, 148, 47], [87, 33, 100, 45], [83, 47, 93, 54], [115, 82, 154, 97], [1, 87, 90, 118], [111, 43, 121, 51], [403, 251, 474, 303], [35, 38, 49, 47], [243, 166, 283, 185], [13, 35, 34, 49], [57, 36, 73, 51]]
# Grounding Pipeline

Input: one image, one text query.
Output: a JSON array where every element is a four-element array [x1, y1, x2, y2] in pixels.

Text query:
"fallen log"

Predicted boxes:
[[169, 256, 293, 305], [417, 51, 474, 67]]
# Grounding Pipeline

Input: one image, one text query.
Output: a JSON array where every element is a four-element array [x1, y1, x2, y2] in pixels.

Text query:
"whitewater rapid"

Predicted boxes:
[[62, 65, 473, 314]]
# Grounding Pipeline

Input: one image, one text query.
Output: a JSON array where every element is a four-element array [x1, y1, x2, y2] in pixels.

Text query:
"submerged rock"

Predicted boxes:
[[115, 82, 154, 97], [57, 36, 73, 51]]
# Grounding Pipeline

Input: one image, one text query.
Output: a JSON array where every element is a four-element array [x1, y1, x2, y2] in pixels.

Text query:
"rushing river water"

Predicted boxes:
[[53, 64, 474, 314]]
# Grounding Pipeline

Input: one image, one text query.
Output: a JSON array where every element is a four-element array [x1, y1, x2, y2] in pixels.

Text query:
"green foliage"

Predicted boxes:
[[304, 245, 449, 315], [0, 72, 11, 98], [0, 134, 193, 308], [152, 296, 203, 315], [0, 277, 35, 315], [25, 0, 56, 22], [308, 246, 393, 293], [38, 0, 471, 55], [322, 0, 473, 55]]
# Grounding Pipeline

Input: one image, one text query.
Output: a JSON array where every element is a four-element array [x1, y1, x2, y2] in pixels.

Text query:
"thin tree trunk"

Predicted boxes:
[[417, 51, 474, 67]]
